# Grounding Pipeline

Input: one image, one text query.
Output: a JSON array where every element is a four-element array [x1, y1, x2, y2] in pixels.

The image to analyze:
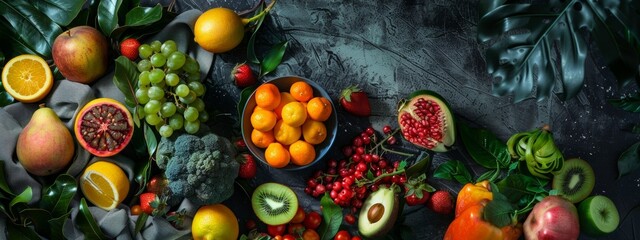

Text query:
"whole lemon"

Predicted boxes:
[[194, 8, 245, 53], [192, 204, 239, 240]]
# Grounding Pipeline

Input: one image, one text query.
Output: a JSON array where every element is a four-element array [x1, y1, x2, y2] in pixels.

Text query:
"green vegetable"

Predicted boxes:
[[506, 125, 564, 179], [155, 128, 239, 206]]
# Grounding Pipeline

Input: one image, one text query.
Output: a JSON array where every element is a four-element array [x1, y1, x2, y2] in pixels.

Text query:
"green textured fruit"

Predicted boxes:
[[578, 195, 619, 236]]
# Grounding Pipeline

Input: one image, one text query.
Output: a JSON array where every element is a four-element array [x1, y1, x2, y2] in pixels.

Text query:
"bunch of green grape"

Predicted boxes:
[[134, 40, 207, 137]]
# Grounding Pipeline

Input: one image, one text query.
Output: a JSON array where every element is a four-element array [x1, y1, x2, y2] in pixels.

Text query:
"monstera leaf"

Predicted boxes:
[[478, 0, 640, 102]]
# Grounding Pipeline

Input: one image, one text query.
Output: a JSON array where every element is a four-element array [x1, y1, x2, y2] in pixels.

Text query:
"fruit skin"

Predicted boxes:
[[52, 26, 109, 84], [237, 153, 257, 179], [427, 190, 454, 215], [194, 8, 245, 53], [139, 192, 156, 215], [290, 207, 306, 224], [454, 181, 492, 217], [192, 204, 239, 240], [16, 106, 74, 176], [444, 199, 522, 240], [405, 189, 430, 206], [397, 90, 455, 152], [303, 211, 322, 230], [267, 224, 287, 237], [340, 85, 371, 117], [232, 63, 257, 87], [74, 98, 134, 157], [578, 195, 620, 237], [523, 195, 579, 240], [120, 38, 140, 61], [334, 230, 351, 240]]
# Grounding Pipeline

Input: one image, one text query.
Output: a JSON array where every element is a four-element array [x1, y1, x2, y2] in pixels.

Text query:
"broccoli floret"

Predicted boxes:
[[157, 131, 238, 206]]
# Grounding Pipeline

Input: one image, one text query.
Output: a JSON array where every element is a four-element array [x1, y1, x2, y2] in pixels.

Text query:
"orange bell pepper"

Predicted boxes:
[[444, 200, 522, 240], [454, 180, 493, 217]]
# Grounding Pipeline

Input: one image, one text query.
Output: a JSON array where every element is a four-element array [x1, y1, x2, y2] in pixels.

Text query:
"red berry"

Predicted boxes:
[[365, 127, 375, 136], [382, 125, 392, 134], [139, 192, 156, 215], [120, 38, 140, 61], [237, 153, 257, 179], [344, 214, 356, 225], [427, 190, 454, 215], [231, 63, 257, 87], [387, 136, 397, 145]]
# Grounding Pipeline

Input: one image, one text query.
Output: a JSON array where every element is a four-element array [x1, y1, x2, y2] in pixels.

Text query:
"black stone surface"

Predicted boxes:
[[149, 0, 640, 239]]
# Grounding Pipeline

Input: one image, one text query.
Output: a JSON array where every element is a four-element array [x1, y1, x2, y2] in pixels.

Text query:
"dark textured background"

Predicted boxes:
[[146, 0, 640, 239]]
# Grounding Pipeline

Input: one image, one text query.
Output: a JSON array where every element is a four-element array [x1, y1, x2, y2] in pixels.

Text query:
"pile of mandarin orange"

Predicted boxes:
[[250, 81, 332, 168]]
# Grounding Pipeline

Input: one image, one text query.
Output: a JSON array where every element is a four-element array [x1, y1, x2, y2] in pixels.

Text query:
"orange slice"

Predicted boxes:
[[1, 54, 53, 103]]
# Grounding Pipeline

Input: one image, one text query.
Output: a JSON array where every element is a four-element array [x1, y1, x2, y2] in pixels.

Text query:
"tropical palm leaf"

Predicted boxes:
[[478, 0, 640, 102]]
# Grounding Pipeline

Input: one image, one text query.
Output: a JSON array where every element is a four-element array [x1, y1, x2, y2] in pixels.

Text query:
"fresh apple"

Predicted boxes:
[[52, 26, 109, 84], [523, 195, 579, 240]]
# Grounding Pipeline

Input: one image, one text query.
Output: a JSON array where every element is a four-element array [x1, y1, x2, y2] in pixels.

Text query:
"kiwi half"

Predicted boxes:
[[251, 182, 299, 225], [552, 158, 595, 203]]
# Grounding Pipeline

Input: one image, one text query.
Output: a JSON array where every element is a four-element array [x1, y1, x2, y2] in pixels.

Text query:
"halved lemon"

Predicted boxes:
[[1, 54, 53, 103], [80, 160, 130, 210]]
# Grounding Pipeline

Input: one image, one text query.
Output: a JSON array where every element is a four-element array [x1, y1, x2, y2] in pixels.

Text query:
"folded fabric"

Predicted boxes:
[[0, 9, 210, 239]]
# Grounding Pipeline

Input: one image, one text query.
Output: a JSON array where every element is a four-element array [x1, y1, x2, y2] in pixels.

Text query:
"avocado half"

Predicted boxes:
[[358, 186, 400, 238]]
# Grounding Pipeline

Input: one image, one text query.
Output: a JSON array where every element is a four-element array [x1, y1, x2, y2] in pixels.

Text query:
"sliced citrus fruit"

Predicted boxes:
[[80, 160, 130, 210], [1, 54, 53, 103]]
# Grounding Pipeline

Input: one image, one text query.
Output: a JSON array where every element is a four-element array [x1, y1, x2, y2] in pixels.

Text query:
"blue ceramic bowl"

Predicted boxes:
[[241, 76, 338, 171]]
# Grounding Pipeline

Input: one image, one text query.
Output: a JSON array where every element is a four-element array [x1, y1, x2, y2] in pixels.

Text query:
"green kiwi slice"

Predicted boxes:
[[578, 195, 620, 236], [251, 182, 299, 225], [551, 158, 595, 203]]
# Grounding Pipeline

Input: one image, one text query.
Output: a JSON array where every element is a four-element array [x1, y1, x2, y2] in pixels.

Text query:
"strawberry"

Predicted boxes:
[[231, 63, 257, 88], [237, 153, 257, 179], [139, 192, 156, 215], [120, 38, 140, 61], [340, 85, 371, 117], [426, 190, 454, 215]]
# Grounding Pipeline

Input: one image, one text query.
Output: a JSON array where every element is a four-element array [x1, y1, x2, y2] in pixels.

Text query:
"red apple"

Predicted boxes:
[[52, 26, 109, 84], [523, 195, 580, 240]]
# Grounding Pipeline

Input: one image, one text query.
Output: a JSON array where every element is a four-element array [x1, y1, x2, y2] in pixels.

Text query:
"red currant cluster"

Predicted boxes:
[[304, 126, 411, 211]]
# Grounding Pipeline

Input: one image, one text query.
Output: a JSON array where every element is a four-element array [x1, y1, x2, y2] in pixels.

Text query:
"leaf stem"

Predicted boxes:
[[242, 0, 277, 25]]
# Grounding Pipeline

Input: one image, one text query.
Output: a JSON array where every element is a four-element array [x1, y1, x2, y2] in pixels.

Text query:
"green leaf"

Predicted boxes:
[[319, 194, 342, 240], [6, 223, 41, 240], [618, 142, 640, 179], [609, 95, 640, 113], [47, 212, 70, 240], [433, 160, 472, 184], [405, 152, 431, 178], [40, 174, 77, 217], [124, 4, 162, 27], [496, 174, 548, 207], [0, 0, 63, 58], [459, 122, 511, 168], [19, 208, 52, 237], [134, 158, 151, 196], [97, 0, 123, 36], [144, 123, 157, 156], [247, 2, 266, 64], [32, 0, 84, 26], [237, 85, 257, 118], [476, 169, 498, 182], [113, 56, 140, 108], [483, 197, 515, 228], [0, 91, 14, 107], [260, 41, 288, 77], [0, 161, 14, 195], [10, 187, 32, 207], [77, 198, 106, 240], [134, 212, 148, 235]]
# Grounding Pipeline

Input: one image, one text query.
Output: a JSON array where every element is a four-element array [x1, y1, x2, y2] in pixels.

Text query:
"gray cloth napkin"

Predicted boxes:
[[0, 9, 211, 239]]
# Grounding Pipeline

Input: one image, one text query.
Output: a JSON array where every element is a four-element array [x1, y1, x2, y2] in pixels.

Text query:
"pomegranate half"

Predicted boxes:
[[397, 90, 455, 152], [74, 98, 134, 157]]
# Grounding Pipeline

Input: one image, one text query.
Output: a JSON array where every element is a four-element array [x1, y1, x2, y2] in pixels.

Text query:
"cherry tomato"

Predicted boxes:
[[130, 205, 142, 215], [334, 230, 351, 240], [291, 207, 306, 223], [273, 236, 283, 240], [405, 189, 430, 206], [288, 223, 305, 236], [304, 211, 322, 230], [351, 236, 362, 240], [267, 224, 287, 237], [344, 214, 356, 225], [283, 235, 296, 240], [302, 229, 320, 240]]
